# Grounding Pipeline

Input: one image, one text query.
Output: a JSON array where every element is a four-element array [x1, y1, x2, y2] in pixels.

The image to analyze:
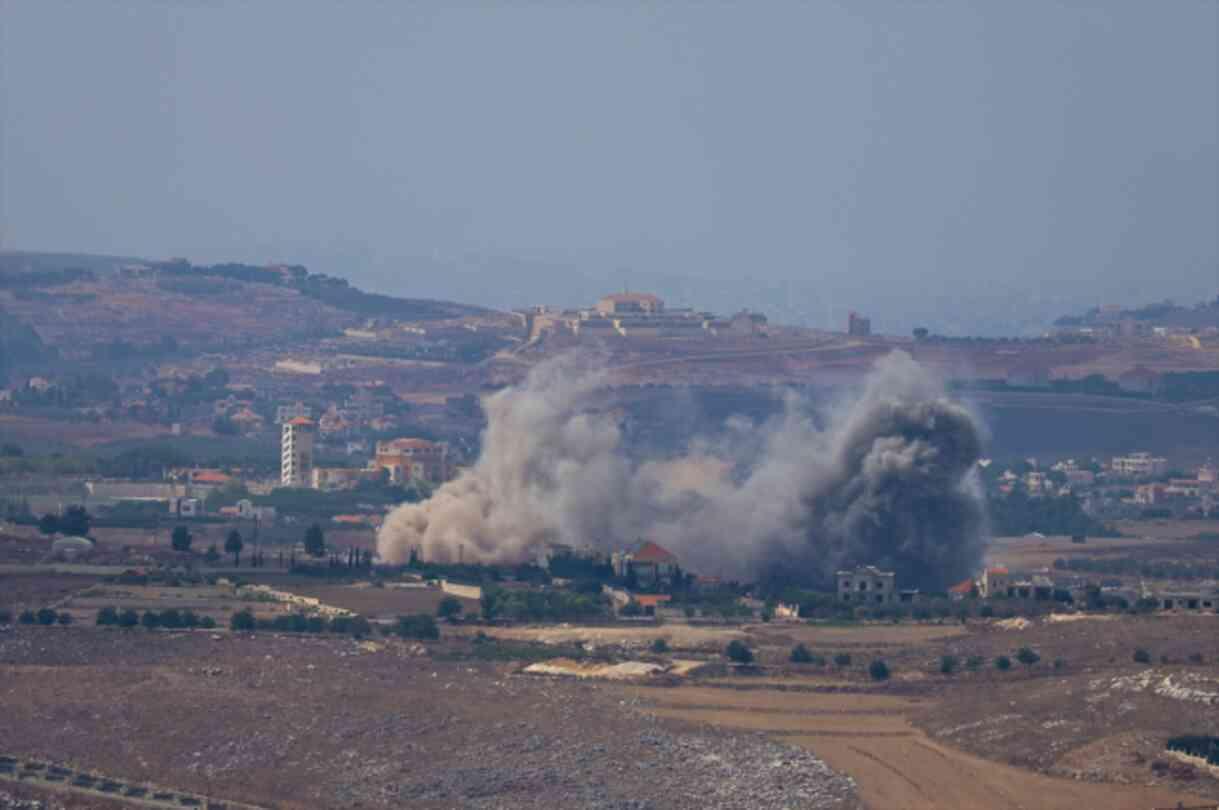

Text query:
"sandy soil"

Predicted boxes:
[[282, 582, 479, 618]]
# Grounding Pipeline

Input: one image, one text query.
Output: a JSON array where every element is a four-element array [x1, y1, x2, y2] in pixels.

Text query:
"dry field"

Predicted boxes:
[[988, 519, 1219, 571], [282, 582, 479, 618]]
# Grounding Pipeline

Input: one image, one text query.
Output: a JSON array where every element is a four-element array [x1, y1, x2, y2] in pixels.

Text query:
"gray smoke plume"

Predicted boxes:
[[377, 350, 987, 590]]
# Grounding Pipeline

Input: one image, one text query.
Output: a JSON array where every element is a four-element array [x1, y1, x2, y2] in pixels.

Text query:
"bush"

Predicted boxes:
[[1133, 648, 1152, 664], [36, 608, 57, 626], [0, 609, 11, 625], [160, 609, 182, 629], [395, 613, 440, 640], [199, 616, 217, 629], [18, 610, 36, 625], [725, 640, 753, 664], [180, 610, 199, 628], [347, 615, 372, 638], [869, 659, 891, 681], [979, 604, 994, 618], [57, 612, 73, 626], [1016, 647, 1041, 669], [437, 596, 463, 622], [791, 643, 814, 664], [1053, 658, 1066, 671], [230, 609, 256, 632], [684, 606, 696, 619], [965, 655, 985, 672], [117, 609, 139, 628], [96, 606, 118, 626], [940, 655, 958, 675], [1189, 652, 1205, 665], [834, 653, 852, 668], [995, 655, 1012, 671], [651, 638, 670, 654], [139, 611, 160, 629]]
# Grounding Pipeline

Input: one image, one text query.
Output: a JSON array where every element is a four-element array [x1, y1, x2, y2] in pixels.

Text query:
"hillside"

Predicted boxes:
[[0, 252, 492, 366]]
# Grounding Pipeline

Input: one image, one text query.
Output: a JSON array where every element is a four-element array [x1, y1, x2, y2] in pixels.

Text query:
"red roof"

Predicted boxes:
[[381, 438, 439, 451], [987, 566, 1010, 576], [287, 417, 315, 426], [633, 594, 672, 607], [192, 470, 232, 484], [632, 541, 677, 564], [948, 578, 975, 595]]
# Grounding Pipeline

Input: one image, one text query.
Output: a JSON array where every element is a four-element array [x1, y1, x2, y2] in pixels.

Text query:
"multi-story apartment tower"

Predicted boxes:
[[281, 417, 315, 488]]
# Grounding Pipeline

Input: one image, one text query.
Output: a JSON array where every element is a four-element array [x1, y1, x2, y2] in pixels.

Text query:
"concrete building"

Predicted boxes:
[[612, 541, 680, 587], [595, 292, 664, 316], [371, 438, 450, 484], [978, 567, 1011, 598], [1111, 452, 1168, 479], [275, 401, 311, 424], [280, 417, 315, 488], [837, 566, 896, 604], [847, 311, 872, 337]]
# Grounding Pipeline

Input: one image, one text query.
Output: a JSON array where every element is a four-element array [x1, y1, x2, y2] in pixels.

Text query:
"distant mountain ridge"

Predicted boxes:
[[1055, 295, 1219, 330]]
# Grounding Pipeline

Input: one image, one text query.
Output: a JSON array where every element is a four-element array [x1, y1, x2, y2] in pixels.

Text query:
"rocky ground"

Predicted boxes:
[[0, 625, 859, 809]]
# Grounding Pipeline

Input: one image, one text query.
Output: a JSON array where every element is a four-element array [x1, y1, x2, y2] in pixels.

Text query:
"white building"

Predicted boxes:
[[280, 417, 315, 488], [1111, 452, 1168, 479]]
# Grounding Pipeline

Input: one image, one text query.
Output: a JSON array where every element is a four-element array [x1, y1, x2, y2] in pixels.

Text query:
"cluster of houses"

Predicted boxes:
[[986, 452, 1218, 519], [515, 292, 769, 343]]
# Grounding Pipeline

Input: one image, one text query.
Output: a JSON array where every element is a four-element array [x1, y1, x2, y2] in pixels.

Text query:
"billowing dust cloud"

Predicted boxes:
[[377, 351, 986, 590]]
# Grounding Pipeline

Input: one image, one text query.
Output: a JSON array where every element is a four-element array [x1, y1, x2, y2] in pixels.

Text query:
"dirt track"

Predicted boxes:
[[631, 681, 1203, 810]]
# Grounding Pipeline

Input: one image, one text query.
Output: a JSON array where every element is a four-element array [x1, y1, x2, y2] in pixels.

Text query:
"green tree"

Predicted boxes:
[[791, 643, 814, 664], [37, 513, 59, 535], [834, 653, 852, 668], [117, 609, 139, 628], [437, 596, 463, 622], [204, 544, 220, 564], [36, 608, 57, 626], [651, 638, 670, 654], [725, 640, 753, 664], [230, 609, 256, 631], [225, 529, 244, 566], [940, 655, 959, 675], [995, 655, 1012, 671], [57, 612, 73, 626], [1016, 647, 1040, 669], [304, 523, 326, 558], [965, 655, 985, 672], [869, 659, 891, 681], [0, 609, 12, 625], [1133, 648, 1152, 664], [141, 611, 161, 630], [18, 610, 36, 625], [171, 525, 193, 553], [395, 614, 440, 640], [59, 505, 91, 537]]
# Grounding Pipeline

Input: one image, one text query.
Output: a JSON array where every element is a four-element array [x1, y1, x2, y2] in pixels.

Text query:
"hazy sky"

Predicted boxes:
[[1, 1, 1216, 331]]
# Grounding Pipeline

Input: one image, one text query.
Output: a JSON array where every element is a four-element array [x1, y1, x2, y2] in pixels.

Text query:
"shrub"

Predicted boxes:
[[834, 653, 852, 668], [199, 616, 217, 629], [995, 655, 1012, 671], [1053, 658, 1066, 671], [395, 614, 440, 641], [141, 611, 161, 630], [437, 596, 463, 622], [0, 609, 11, 625], [965, 655, 985, 672], [940, 655, 958, 675], [1189, 652, 1205, 665], [725, 640, 753, 664], [791, 643, 814, 664], [1133, 648, 1152, 664], [230, 609, 256, 632], [684, 606, 696, 619], [347, 615, 372, 638], [651, 638, 670, 654], [305, 615, 326, 634], [96, 606, 118, 626], [57, 612, 73, 626], [180, 610, 199, 628], [18, 610, 36, 625], [979, 604, 994, 618], [160, 609, 182, 629], [35, 608, 57, 626], [869, 659, 891, 681], [117, 609, 139, 628], [1016, 647, 1041, 669]]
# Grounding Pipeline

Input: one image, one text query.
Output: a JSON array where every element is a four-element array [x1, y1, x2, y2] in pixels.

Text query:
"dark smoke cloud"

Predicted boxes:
[[377, 351, 987, 590]]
